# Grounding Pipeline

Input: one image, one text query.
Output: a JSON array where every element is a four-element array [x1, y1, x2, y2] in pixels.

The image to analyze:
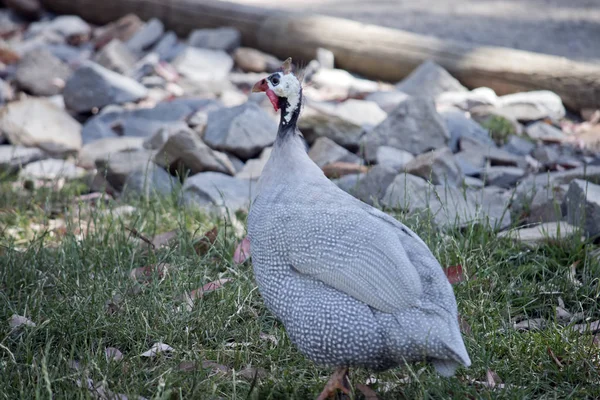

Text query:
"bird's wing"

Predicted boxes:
[[286, 204, 427, 313]]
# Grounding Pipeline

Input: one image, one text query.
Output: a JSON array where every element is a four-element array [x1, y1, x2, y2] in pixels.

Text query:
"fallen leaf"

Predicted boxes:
[[458, 314, 472, 336], [237, 366, 267, 380], [356, 383, 379, 399], [513, 318, 546, 331], [194, 226, 218, 255], [485, 369, 502, 389], [259, 332, 279, 345], [8, 314, 35, 329], [556, 306, 572, 322], [140, 342, 173, 358], [178, 361, 197, 372], [445, 265, 465, 285], [189, 278, 232, 300], [201, 360, 230, 374], [130, 264, 170, 283], [105, 295, 123, 315], [572, 320, 600, 334], [322, 162, 368, 178], [547, 347, 563, 368], [151, 230, 178, 248], [233, 236, 251, 264], [105, 347, 124, 361]]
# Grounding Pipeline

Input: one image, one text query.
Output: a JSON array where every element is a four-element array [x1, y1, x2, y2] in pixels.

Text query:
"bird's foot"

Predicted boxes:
[[316, 367, 351, 400]]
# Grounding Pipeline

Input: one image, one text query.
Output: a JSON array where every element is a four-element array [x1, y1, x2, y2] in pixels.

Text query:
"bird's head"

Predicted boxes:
[[252, 57, 302, 126]]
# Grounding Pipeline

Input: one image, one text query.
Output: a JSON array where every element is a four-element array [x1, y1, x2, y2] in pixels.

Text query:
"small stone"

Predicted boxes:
[[44, 15, 91, 41], [344, 165, 398, 205], [233, 47, 281, 73], [236, 147, 272, 179], [364, 91, 410, 114], [0, 98, 82, 154], [497, 90, 565, 121], [20, 158, 85, 180], [79, 137, 144, 169], [396, 61, 467, 98], [463, 176, 484, 188], [94, 39, 137, 74], [63, 62, 148, 113], [512, 184, 567, 223], [404, 148, 463, 186], [502, 135, 535, 156], [361, 96, 449, 159], [126, 18, 164, 53], [499, 221, 580, 245], [375, 146, 414, 171], [454, 150, 485, 176], [381, 173, 431, 210], [0, 145, 45, 173], [80, 106, 124, 144], [188, 27, 241, 52], [220, 89, 248, 107], [436, 87, 498, 110], [121, 163, 179, 199], [565, 179, 600, 237], [182, 171, 255, 212], [204, 102, 277, 159], [155, 125, 235, 175], [316, 48, 334, 69], [172, 47, 233, 83], [94, 14, 144, 49], [532, 146, 560, 164], [308, 68, 380, 96], [46, 43, 91, 65], [95, 149, 157, 191], [525, 122, 565, 142], [151, 31, 185, 61], [441, 110, 493, 152], [15, 48, 72, 96], [308, 137, 360, 168], [482, 166, 525, 188]]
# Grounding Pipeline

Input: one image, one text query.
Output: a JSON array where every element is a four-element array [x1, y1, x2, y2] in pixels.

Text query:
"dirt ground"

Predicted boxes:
[[233, 0, 600, 63]]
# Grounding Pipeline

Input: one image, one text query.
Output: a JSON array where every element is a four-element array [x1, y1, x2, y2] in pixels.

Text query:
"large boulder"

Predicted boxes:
[[0, 98, 82, 154], [15, 48, 72, 96], [78, 137, 144, 169], [440, 110, 493, 152], [20, 159, 86, 181], [94, 39, 137, 74], [361, 96, 449, 159], [63, 62, 148, 112], [125, 18, 164, 53], [182, 171, 256, 212], [95, 149, 158, 191], [308, 137, 360, 168], [404, 148, 463, 186], [0, 145, 45, 173], [375, 146, 414, 172], [204, 102, 277, 159], [236, 147, 273, 180], [565, 179, 600, 238], [172, 47, 233, 83], [396, 61, 467, 97]]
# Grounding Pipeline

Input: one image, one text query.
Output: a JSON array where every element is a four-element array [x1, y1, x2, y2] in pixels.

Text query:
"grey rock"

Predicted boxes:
[[143, 121, 188, 150], [499, 222, 579, 245], [380, 172, 431, 210], [20, 158, 85, 180], [300, 99, 387, 150], [441, 110, 493, 152], [204, 102, 277, 159], [344, 165, 398, 205], [0, 98, 81, 154], [128, 52, 159, 81], [172, 47, 233, 83], [308, 68, 380, 95], [361, 96, 449, 159], [94, 39, 137, 74], [463, 176, 485, 189], [125, 18, 164, 53], [333, 173, 365, 194], [44, 15, 91, 39], [404, 147, 463, 186], [0, 145, 45, 173], [233, 47, 281, 73], [46, 43, 91, 65], [497, 90, 565, 121], [0, 78, 14, 105], [122, 164, 179, 199], [182, 171, 256, 212], [455, 150, 486, 176], [502, 135, 535, 156], [188, 27, 241, 52], [396, 61, 467, 97], [226, 153, 245, 173], [532, 145, 559, 164], [151, 31, 186, 61], [79, 137, 144, 169], [512, 183, 567, 223], [154, 125, 235, 175], [80, 106, 124, 144], [316, 47, 335, 69], [525, 121, 565, 141], [482, 166, 525, 188], [464, 139, 525, 167], [470, 107, 524, 136], [95, 149, 157, 191], [436, 87, 498, 110], [220, 89, 248, 107], [15, 48, 72, 96], [308, 137, 360, 168], [565, 179, 600, 237], [375, 146, 414, 171], [364, 91, 410, 113], [63, 62, 148, 112], [236, 147, 273, 179]]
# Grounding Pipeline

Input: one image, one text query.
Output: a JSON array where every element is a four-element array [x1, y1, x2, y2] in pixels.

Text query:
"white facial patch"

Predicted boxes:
[[268, 73, 301, 124]]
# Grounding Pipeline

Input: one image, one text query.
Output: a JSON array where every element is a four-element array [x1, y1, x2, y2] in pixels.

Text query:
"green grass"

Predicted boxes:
[[0, 179, 599, 400]]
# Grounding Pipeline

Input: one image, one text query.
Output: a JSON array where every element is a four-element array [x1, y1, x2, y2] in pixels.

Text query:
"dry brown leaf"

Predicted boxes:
[[178, 361, 197, 372], [129, 264, 170, 284], [356, 383, 379, 400], [140, 342, 173, 358], [189, 278, 232, 300], [458, 314, 472, 336], [8, 314, 35, 329], [486, 369, 502, 389], [233, 236, 251, 264], [105, 347, 123, 362], [151, 230, 178, 248], [547, 347, 563, 368], [445, 265, 465, 285], [194, 226, 218, 255]]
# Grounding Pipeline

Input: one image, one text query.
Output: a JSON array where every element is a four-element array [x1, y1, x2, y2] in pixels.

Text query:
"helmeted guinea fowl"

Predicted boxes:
[[248, 58, 471, 398]]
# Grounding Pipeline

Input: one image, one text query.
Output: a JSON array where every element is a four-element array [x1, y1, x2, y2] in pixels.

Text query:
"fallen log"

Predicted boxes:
[[41, 0, 600, 110]]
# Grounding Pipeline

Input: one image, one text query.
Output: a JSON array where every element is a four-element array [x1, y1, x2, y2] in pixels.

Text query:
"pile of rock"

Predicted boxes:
[[1, 9, 599, 240]]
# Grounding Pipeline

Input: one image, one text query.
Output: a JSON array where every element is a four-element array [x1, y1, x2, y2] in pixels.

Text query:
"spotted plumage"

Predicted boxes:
[[248, 63, 471, 378]]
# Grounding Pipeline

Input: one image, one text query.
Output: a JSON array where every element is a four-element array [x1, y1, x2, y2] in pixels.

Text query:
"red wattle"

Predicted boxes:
[[266, 89, 280, 111]]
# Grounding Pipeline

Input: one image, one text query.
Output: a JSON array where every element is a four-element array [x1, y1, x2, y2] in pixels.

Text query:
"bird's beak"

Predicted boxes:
[[252, 78, 280, 111], [252, 78, 269, 93]]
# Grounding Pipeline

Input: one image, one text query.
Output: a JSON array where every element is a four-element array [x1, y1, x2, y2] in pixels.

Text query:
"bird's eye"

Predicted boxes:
[[271, 76, 280, 85]]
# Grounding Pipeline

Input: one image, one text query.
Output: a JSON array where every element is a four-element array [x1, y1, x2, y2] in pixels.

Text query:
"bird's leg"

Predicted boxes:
[[316, 367, 351, 400]]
